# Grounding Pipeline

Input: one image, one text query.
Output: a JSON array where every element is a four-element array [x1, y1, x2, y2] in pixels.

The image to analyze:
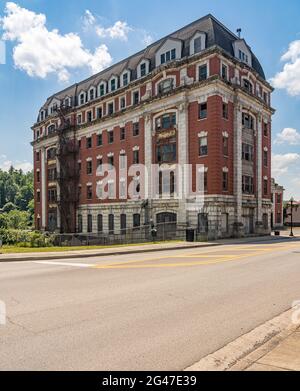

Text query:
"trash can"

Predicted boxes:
[[186, 228, 195, 242]]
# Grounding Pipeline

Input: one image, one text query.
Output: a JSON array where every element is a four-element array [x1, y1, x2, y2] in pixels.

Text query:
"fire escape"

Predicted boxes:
[[56, 105, 80, 234]]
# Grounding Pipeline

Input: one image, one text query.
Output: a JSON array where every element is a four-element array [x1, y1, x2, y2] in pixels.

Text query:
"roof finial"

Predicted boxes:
[[237, 28, 242, 39]]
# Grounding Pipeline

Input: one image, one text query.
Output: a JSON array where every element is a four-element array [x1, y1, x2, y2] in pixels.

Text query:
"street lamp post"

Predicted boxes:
[[288, 197, 295, 237]]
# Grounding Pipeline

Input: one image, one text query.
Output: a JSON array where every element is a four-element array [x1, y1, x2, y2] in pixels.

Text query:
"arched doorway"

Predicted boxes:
[[156, 212, 177, 240]]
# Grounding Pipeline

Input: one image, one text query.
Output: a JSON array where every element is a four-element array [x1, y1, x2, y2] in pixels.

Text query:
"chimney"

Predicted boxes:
[[237, 28, 242, 39]]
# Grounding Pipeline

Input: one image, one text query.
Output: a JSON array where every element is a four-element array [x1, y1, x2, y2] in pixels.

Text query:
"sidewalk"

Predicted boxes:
[[0, 234, 298, 262], [186, 308, 300, 372], [245, 326, 300, 371]]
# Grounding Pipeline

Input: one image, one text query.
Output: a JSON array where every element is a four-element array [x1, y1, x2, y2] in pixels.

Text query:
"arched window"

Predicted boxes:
[[242, 79, 253, 94], [108, 214, 114, 235], [87, 214, 93, 233], [97, 214, 103, 233]]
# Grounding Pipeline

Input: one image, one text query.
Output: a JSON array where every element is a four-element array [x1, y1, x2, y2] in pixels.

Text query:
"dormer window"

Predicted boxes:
[[89, 89, 95, 101], [48, 124, 56, 134], [190, 32, 206, 56], [64, 97, 71, 107], [110, 78, 117, 92], [40, 111, 44, 122], [140, 63, 146, 77], [239, 50, 248, 63], [137, 60, 150, 79], [79, 93, 85, 106], [161, 48, 176, 65], [123, 73, 128, 86], [99, 82, 106, 97]]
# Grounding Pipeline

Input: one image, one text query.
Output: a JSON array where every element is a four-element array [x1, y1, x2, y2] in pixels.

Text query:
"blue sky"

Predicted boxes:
[[0, 0, 300, 199]]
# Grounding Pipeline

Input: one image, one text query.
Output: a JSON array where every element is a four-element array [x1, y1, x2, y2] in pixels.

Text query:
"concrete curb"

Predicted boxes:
[[0, 243, 220, 263], [0, 235, 295, 263], [185, 308, 297, 372]]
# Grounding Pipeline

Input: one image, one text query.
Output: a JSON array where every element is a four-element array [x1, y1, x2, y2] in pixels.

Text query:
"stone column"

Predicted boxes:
[[178, 100, 189, 225], [256, 113, 263, 233], [144, 113, 153, 223], [233, 101, 243, 237], [41, 147, 47, 231]]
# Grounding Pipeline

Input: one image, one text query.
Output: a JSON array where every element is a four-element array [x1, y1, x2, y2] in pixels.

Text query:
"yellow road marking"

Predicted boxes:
[[93, 241, 300, 270]]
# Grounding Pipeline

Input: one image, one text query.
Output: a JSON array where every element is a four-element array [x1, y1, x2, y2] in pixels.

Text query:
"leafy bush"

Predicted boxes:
[[0, 229, 54, 248]]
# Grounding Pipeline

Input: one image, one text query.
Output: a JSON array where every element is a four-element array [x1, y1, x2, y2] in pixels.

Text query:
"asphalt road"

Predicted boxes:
[[0, 238, 300, 371]]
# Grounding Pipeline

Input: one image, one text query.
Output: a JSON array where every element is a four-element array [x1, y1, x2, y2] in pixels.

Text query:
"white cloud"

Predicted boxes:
[[270, 40, 300, 96], [275, 128, 300, 145], [272, 153, 300, 176], [142, 32, 154, 46], [0, 2, 113, 82], [0, 157, 33, 172], [82, 9, 96, 31], [96, 21, 132, 41]]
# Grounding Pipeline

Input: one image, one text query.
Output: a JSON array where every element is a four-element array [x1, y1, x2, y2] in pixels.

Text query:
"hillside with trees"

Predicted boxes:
[[0, 167, 34, 229]]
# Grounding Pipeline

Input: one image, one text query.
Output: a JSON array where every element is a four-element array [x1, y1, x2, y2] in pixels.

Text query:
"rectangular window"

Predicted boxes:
[[87, 186, 93, 200], [222, 103, 229, 119], [199, 64, 208, 81], [242, 176, 254, 194], [108, 156, 114, 169], [108, 131, 114, 144], [133, 122, 140, 137], [199, 136, 208, 156], [223, 137, 229, 156], [120, 127, 126, 141], [97, 134, 103, 147], [87, 111, 92, 123], [99, 84, 105, 96], [123, 73, 128, 86], [47, 168, 56, 181], [161, 53, 166, 64], [86, 161, 93, 175], [242, 143, 254, 161], [171, 49, 176, 60], [157, 144, 176, 163], [133, 214, 141, 229], [97, 107, 102, 119], [223, 172, 228, 192], [120, 97, 126, 109], [110, 79, 116, 92], [133, 150, 140, 165], [194, 37, 202, 54], [86, 137, 92, 149], [133, 91, 139, 105], [36, 151, 40, 162], [37, 191, 41, 203], [97, 158, 103, 173], [264, 150, 268, 167], [37, 171, 40, 183], [222, 64, 228, 80], [48, 188, 57, 203], [264, 179, 268, 195], [199, 103, 207, 119], [277, 194, 281, 204], [242, 113, 254, 130], [108, 103, 114, 115], [140, 63, 146, 77], [264, 123, 268, 137], [77, 114, 82, 125]]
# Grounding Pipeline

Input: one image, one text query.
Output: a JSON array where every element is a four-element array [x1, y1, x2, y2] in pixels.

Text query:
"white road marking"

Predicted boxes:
[[32, 261, 95, 268]]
